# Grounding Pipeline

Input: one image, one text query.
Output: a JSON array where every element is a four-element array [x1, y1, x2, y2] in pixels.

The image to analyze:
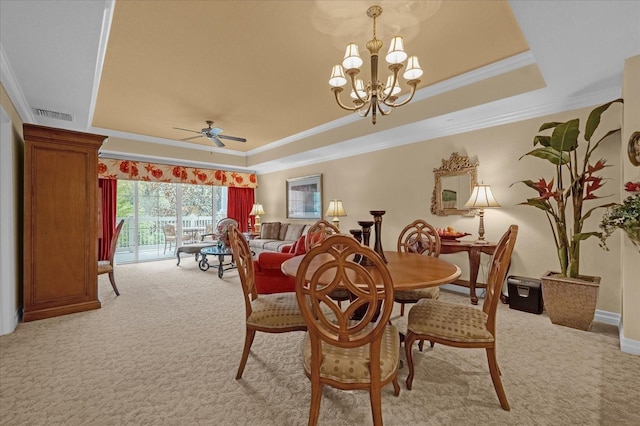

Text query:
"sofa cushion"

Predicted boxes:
[[260, 222, 281, 239], [279, 223, 289, 240], [284, 224, 306, 241], [263, 240, 291, 252]]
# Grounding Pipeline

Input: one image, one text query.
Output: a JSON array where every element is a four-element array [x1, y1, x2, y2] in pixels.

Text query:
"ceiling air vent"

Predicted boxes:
[[33, 108, 74, 122]]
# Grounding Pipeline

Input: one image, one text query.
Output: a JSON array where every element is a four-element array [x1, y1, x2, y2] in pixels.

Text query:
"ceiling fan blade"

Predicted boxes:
[[173, 127, 201, 134], [211, 136, 225, 148], [217, 134, 247, 142], [180, 135, 204, 141]]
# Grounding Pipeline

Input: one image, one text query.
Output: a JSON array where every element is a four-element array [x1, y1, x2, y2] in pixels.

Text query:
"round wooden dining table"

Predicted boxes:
[[281, 251, 461, 290]]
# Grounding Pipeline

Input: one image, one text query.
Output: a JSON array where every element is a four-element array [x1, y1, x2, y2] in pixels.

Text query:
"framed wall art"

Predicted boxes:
[[286, 174, 322, 219]]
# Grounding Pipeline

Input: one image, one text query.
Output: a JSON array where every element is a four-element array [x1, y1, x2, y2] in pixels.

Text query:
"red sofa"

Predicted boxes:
[[254, 235, 307, 294]]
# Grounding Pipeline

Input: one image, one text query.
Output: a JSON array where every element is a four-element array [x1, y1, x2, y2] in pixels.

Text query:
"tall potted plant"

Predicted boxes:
[[514, 99, 622, 330]]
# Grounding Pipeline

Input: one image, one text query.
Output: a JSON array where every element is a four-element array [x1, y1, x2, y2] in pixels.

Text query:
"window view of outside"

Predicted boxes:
[[115, 180, 227, 263]]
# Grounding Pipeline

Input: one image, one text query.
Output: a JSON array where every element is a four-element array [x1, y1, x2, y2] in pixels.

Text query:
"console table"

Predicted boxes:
[[440, 240, 497, 305]]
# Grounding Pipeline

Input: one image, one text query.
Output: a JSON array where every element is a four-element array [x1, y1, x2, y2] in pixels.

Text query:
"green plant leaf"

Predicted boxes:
[[518, 199, 553, 213], [585, 98, 623, 141], [550, 119, 579, 152], [573, 231, 601, 242], [521, 147, 570, 164], [534, 135, 551, 147], [538, 122, 563, 132]]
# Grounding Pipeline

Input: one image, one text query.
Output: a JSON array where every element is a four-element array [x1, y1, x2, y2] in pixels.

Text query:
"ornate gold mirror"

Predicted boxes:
[[430, 153, 478, 216]]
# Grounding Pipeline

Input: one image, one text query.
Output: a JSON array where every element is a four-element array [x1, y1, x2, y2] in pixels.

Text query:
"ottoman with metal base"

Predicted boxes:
[[176, 243, 215, 266]]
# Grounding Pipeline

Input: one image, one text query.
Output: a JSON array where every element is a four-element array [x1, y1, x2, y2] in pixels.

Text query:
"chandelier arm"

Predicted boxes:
[[379, 64, 402, 104], [332, 88, 360, 112], [376, 99, 393, 116], [383, 80, 421, 108], [358, 100, 373, 118], [347, 69, 370, 105]]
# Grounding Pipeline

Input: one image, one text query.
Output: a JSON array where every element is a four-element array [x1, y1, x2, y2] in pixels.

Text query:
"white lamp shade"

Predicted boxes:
[[403, 56, 423, 80], [464, 184, 501, 208], [249, 203, 266, 216], [385, 36, 407, 64], [350, 79, 366, 99], [325, 200, 347, 217], [342, 43, 363, 69], [383, 75, 401, 96], [329, 65, 347, 87]]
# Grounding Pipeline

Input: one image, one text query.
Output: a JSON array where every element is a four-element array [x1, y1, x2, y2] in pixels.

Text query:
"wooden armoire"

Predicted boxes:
[[23, 124, 106, 322]]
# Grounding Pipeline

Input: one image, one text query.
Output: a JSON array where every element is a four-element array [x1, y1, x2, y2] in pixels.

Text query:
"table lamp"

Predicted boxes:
[[325, 199, 347, 230], [464, 182, 500, 244], [249, 203, 266, 233]]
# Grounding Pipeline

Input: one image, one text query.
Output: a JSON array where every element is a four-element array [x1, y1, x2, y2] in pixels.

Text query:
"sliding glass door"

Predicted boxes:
[[115, 181, 227, 263]]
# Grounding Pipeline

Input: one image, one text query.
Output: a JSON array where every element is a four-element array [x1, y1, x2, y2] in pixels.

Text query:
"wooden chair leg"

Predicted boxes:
[[400, 303, 405, 316], [108, 272, 120, 296], [404, 332, 417, 390], [308, 379, 323, 426], [486, 347, 510, 411], [236, 328, 256, 380], [392, 374, 400, 396], [369, 385, 383, 426]]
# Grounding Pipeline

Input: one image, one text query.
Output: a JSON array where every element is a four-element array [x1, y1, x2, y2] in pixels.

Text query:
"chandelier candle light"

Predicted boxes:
[[249, 203, 266, 233], [328, 5, 423, 124], [464, 182, 501, 244], [325, 200, 347, 230]]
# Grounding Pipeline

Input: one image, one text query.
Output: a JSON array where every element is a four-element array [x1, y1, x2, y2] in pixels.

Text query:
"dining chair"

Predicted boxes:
[[97, 219, 125, 296], [228, 225, 307, 380], [404, 224, 518, 411], [394, 219, 442, 316], [161, 224, 191, 253], [304, 219, 351, 307], [296, 235, 400, 426]]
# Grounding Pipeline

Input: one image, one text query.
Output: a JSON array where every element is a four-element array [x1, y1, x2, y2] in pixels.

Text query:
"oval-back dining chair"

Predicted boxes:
[[295, 234, 400, 426], [404, 224, 518, 411], [394, 219, 442, 316], [98, 219, 125, 296], [304, 219, 351, 307], [228, 225, 307, 380]]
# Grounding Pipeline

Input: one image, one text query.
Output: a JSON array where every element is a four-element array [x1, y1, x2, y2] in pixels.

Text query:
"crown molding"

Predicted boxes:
[[251, 85, 620, 175], [0, 43, 35, 124], [87, 0, 115, 129]]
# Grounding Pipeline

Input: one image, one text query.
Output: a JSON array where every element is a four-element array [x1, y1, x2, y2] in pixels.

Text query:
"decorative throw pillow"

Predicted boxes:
[[291, 235, 307, 255], [284, 224, 306, 241], [260, 222, 281, 240], [279, 223, 289, 241]]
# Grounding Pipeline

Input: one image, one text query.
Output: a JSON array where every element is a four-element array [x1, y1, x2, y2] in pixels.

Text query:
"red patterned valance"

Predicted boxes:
[[97, 158, 257, 188]]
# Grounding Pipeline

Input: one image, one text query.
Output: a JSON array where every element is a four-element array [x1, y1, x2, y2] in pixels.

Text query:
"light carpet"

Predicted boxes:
[[1, 258, 639, 425]]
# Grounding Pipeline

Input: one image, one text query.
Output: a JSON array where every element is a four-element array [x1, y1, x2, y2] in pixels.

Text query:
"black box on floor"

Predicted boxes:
[[507, 276, 543, 314]]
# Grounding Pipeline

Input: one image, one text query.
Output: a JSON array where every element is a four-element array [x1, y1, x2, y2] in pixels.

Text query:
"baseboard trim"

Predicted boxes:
[[594, 309, 620, 326], [619, 323, 640, 356]]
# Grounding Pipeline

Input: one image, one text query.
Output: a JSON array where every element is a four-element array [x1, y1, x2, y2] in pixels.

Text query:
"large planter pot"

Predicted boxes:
[[540, 271, 600, 331]]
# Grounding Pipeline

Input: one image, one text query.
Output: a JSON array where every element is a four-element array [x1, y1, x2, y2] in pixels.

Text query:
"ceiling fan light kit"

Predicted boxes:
[[173, 120, 247, 148], [328, 5, 423, 125]]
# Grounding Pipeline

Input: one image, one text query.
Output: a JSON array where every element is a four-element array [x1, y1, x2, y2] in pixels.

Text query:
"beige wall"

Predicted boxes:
[[257, 105, 624, 314], [0, 82, 25, 334], [622, 55, 640, 342]]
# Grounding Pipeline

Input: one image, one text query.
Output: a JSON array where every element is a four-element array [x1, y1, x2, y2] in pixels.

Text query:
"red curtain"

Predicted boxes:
[[98, 179, 118, 260], [227, 187, 254, 232]]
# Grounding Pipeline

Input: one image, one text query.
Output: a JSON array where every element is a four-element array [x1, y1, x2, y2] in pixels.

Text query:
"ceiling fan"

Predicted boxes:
[[173, 120, 247, 148]]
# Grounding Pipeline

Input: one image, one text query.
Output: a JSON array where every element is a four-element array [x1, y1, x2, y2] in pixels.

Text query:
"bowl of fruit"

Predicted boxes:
[[436, 227, 471, 240]]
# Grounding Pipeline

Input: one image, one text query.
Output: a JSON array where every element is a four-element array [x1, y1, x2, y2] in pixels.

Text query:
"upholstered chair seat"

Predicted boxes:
[[302, 322, 400, 385], [407, 299, 494, 343], [247, 293, 306, 329], [393, 287, 440, 305], [97, 261, 113, 275]]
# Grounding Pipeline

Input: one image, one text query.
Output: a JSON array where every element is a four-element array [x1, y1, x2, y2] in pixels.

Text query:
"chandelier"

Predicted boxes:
[[328, 5, 423, 124]]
